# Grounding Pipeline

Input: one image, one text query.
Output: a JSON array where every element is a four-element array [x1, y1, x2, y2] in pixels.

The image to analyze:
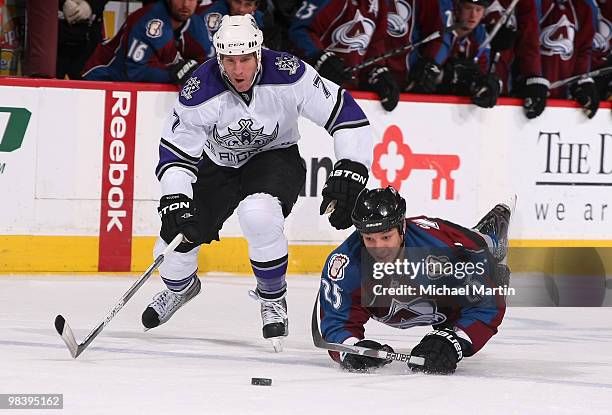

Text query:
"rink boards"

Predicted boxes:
[[0, 77, 611, 273]]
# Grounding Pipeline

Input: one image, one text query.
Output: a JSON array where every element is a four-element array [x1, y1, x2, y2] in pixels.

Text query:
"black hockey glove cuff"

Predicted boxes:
[[570, 78, 600, 119], [320, 159, 369, 230], [408, 328, 470, 375], [158, 194, 200, 253], [522, 77, 549, 119], [408, 59, 442, 94], [170, 59, 198, 85], [367, 66, 400, 111], [341, 340, 395, 372], [314, 51, 351, 86], [470, 73, 502, 108], [442, 58, 481, 95]]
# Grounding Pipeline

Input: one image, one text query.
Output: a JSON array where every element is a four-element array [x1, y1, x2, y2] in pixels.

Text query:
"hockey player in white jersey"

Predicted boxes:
[[142, 14, 373, 351]]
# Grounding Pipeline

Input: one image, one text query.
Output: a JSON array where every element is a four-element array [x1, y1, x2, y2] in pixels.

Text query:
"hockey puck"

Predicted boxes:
[[251, 377, 272, 386]]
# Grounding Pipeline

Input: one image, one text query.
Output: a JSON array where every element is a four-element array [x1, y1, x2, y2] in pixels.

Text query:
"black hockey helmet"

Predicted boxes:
[[351, 187, 406, 234], [458, 0, 492, 7]]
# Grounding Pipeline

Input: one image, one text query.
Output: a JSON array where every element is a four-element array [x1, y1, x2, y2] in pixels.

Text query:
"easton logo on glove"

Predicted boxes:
[[158, 200, 192, 216], [328, 169, 367, 184]]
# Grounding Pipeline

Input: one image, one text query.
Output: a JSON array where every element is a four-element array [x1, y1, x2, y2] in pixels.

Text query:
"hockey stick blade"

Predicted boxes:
[[53, 233, 184, 359], [54, 315, 80, 358], [310, 294, 423, 365]]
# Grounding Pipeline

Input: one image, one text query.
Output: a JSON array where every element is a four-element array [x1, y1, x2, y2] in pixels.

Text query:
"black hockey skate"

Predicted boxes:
[[473, 200, 513, 262], [142, 277, 201, 330], [249, 289, 288, 352]]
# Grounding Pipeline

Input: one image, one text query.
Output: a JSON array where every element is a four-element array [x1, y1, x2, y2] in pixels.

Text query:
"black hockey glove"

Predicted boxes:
[[158, 194, 200, 253], [442, 58, 481, 95], [341, 340, 395, 372], [408, 59, 443, 93], [320, 159, 369, 230], [314, 51, 351, 86], [408, 328, 470, 375], [366, 66, 400, 111], [470, 73, 502, 108], [570, 79, 600, 119], [170, 59, 198, 85], [522, 77, 549, 119], [489, 24, 518, 52]]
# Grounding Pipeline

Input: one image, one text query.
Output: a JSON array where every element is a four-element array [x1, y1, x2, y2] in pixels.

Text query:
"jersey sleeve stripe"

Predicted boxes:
[[160, 138, 201, 164], [329, 119, 370, 136], [155, 161, 199, 180], [324, 87, 345, 133]]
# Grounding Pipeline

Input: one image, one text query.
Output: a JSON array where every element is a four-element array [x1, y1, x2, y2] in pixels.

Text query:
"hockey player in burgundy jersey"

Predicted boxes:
[[539, 0, 600, 117], [288, 0, 401, 111], [82, 0, 211, 84], [319, 187, 509, 374], [592, 0, 612, 101], [142, 15, 373, 352], [383, 0, 455, 92], [438, 0, 502, 108], [483, 0, 550, 119]]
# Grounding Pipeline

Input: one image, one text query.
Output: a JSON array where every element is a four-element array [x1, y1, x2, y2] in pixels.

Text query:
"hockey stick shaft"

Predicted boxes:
[[54, 233, 184, 358], [346, 22, 463, 74], [310, 294, 422, 364], [475, 0, 520, 60], [549, 66, 612, 89]]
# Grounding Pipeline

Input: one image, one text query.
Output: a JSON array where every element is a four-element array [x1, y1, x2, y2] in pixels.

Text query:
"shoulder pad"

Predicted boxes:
[[259, 50, 307, 86], [178, 59, 227, 106]]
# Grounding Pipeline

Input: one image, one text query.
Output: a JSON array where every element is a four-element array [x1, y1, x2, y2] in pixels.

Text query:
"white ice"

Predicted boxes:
[[1, 274, 612, 415]]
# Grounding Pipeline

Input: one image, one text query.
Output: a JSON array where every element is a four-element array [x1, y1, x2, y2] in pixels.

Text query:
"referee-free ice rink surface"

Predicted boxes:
[[1, 274, 611, 415]]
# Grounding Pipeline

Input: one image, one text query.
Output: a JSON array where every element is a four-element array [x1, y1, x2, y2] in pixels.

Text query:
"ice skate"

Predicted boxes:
[[249, 290, 288, 352], [473, 195, 516, 262], [142, 277, 201, 330]]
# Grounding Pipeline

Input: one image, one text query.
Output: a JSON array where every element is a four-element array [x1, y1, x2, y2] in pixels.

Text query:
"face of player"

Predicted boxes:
[[222, 53, 258, 92], [458, 3, 486, 31], [169, 0, 198, 23], [361, 228, 403, 263], [229, 0, 259, 16]]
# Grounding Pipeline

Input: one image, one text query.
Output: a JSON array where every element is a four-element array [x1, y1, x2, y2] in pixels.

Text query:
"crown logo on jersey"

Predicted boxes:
[[181, 77, 201, 100], [275, 55, 300, 75], [212, 119, 279, 151]]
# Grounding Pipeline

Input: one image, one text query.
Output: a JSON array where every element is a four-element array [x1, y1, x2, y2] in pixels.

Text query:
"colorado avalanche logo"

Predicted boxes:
[[540, 15, 575, 61], [328, 10, 376, 56], [146, 19, 163, 38], [593, 15, 612, 54], [387, 0, 412, 38], [212, 119, 279, 151], [327, 254, 349, 281], [372, 298, 447, 329], [484, 0, 517, 30]]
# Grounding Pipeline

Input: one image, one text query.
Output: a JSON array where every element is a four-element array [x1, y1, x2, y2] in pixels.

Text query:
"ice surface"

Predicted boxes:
[[1, 274, 611, 415]]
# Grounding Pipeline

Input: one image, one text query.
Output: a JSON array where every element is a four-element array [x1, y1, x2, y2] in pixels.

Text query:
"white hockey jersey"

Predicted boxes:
[[156, 49, 374, 197]]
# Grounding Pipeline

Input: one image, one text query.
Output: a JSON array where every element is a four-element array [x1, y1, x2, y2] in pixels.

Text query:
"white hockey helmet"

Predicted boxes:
[[213, 14, 264, 75]]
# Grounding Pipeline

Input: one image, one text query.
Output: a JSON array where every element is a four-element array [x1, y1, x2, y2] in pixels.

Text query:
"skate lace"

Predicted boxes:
[[248, 290, 287, 324], [151, 290, 182, 317]]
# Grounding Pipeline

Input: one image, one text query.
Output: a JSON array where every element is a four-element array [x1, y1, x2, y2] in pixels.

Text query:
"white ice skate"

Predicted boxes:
[[141, 277, 201, 330], [249, 290, 288, 352]]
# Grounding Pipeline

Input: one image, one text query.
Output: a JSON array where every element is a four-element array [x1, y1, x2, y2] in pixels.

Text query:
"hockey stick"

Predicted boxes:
[[549, 66, 612, 90], [311, 294, 423, 365], [346, 22, 464, 74], [474, 0, 520, 60], [54, 233, 184, 358]]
